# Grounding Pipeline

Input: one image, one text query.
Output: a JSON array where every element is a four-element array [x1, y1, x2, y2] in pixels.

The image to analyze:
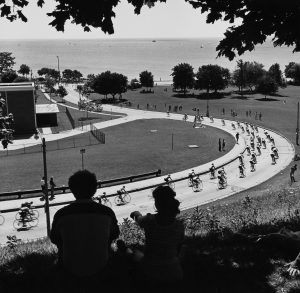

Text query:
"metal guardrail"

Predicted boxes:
[[0, 169, 162, 203]]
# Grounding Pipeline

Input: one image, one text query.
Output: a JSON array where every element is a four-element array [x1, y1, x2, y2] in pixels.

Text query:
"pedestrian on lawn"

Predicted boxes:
[[49, 176, 56, 200], [222, 139, 226, 151], [40, 176, 46, 201], [290, 164, 297, 185]]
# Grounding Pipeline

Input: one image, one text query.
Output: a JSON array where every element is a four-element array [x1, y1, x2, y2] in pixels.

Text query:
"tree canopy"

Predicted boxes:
[[90, 71, 128, 99], [0, 52, 15, 76], [195, 64, 230, 93], [285, 62, 300, 85], [256, 76, 278, 98], [139, 71, 154, 89], [171, 63, 194, 95], [1, 1, 299, 59], [18, 64, 30, 77], [233, 61, 265, 92]]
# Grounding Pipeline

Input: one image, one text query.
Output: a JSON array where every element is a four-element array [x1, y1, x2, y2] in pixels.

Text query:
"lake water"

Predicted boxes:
[[0, 38, 299, 81]]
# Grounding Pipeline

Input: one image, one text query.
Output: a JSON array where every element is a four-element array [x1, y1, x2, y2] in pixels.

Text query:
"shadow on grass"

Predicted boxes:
[[231, 95, 250, 100], [1, 230, 295, 293], [78, 117, 99, 121], [255, 97, 280, 102], [172, 92, 231, 100]]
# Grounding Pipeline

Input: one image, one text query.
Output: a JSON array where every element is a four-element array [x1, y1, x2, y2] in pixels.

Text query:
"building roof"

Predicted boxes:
[[0, 82, 35, 92], [36, 104, 59, 114]]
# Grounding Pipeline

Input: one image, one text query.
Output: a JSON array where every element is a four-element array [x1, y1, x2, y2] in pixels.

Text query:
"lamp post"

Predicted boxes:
[[206, 99, 210, 117], [80, 148, 86, 169], [296, 102, 299, 145], [56, 56, 60, 84]]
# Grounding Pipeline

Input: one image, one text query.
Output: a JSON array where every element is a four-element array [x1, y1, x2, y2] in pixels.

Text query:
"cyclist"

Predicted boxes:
[[18, 203, 32, 227], [256, 144, 262, 156], [262, 138, 266, 149], [239, 164, 245, 178], [251, 152, 257, 164], [241, 126, 245, 133], [218, 173, 226, 189], [272, 146, 279, 159], [164, 174, 172, 183], [231, 123, 236, 130], [257, 135, 262, 145], [221, 119, 225, 126], [183, 113, 188, 121], [238, 154, 244, 167], [209, 164, 216, 179], [246, 145, 251, 156], [250, 159, 256, 172], [117, 186, 127, 204], [271, 152, 276, 165], [21, 201, 33, 209], [220, 167, 227, 179], [188, 170, 196, 186]]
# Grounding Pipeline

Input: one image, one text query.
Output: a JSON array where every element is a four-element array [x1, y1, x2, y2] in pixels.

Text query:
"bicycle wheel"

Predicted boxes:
[[192, 183, 200, 192], [114, 196, 122, 205], [31, 209, 39, 218], [28, 217, 39, 228], [0, 214, 5, 225], [15, 212, 21, 221], [13, 219, 24, 230], [123, 193, 131, 204]]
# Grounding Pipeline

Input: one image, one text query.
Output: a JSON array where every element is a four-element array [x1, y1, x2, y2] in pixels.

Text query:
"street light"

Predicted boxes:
[[80, 148, 86, 169], [206, 99, 210, 117], [56, 56, 60, 84]]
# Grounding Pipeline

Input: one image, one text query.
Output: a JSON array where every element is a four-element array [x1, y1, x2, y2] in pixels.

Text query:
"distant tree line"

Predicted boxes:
[[169, 60, 300, 98]]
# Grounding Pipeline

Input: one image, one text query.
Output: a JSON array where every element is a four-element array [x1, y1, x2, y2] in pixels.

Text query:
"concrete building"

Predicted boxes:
[[36, 104, 59, 127], [0, 82, 36, 135]]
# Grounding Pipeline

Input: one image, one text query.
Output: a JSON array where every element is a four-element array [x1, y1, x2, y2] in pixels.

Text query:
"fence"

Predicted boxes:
[[90, 123, 105, 144], [0, 169, 162, 205], [0, 132, 101, 157]]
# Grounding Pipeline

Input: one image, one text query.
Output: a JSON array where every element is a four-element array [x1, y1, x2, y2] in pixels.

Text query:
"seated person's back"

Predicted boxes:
[[50, 170, 119, 277]]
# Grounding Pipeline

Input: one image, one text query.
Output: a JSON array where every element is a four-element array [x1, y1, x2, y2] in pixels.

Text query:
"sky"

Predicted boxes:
[[0, 0, 231, 39]]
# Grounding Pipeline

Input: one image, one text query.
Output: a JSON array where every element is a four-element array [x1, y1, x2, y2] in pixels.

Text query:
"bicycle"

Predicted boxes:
[[217, 178, 227, 189], [0, 212, 4, 225], [115, 187, 131, 205], [15, 203, 39, 220], [93, 193, 112, 208], [191, 178, 203, 192], [13, 209, 39, 230]]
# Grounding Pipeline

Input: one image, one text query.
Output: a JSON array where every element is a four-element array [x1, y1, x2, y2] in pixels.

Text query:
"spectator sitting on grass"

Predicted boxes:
[[50, 170, 120, 282], [130, 185, 185, 287]]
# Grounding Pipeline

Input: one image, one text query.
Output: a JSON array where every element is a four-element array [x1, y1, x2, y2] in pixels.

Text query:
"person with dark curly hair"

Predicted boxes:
[[130, 185, 185, 286], [50, 170, 120, 284]]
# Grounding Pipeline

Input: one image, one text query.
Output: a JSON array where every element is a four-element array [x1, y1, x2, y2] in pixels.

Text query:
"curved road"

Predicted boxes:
[[0, 85, 294, 244]]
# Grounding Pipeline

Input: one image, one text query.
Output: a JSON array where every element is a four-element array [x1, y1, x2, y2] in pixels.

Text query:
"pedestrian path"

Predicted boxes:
[[0, 85, 295, 244]]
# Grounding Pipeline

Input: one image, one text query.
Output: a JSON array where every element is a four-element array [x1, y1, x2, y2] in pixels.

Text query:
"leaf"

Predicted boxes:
[[37, 0, 44, 7], [1, 5, 11, 17], [17, 9, 27, 22]]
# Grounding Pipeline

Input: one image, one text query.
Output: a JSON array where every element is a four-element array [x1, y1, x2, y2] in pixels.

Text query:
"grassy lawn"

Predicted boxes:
[[2, 119, 234, 192]]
